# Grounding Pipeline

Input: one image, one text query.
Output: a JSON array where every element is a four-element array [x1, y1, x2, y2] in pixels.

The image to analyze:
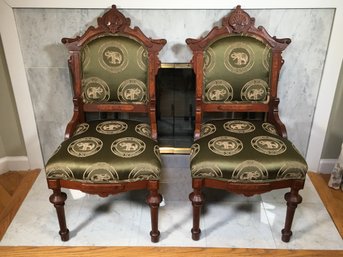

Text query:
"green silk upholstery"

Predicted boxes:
[[46, 120, 161, 183], [190, 119, 307, 183], [82, 35, 149, 104], [203, 35, 271, 103]]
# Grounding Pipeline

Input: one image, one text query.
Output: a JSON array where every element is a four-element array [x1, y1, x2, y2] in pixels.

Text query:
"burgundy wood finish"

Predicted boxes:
[[189, 187, 204, 241], [186, 6, 305, 242], [49, 189, 69, 241], [47, 5, 166, 243], [64, 97, 84, 139], [146, 182, 163, 243], [282, 186, 303, 242]]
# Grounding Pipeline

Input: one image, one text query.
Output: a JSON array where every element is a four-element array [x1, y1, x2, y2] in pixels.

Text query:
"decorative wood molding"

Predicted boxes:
[[223, 5, 255, 33], [0, 156, 30, 174], [64, 97, 84, 139], [97, 5, 131, 33], [62, 5, 166, 52], [318, 159, 337, 173], [200, 177, 305, 197], [268, 98, 288, 138], [186, 5, 290, 51]]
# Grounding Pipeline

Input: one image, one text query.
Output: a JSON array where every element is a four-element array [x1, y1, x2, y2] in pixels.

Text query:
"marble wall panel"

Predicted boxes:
[[25, 68, 73, 160], [13, 8, 334, 162]]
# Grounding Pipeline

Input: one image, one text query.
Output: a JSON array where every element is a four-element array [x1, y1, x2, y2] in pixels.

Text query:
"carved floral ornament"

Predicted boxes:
[[186, 5, 290, 53], [223, 5, 255, 33], [97, 5, 131, 33], [62, 5, 166, 56]]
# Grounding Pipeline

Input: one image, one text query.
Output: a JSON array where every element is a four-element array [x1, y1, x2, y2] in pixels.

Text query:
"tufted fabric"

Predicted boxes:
[[190, 119, 307, 183], [203, 35, 271, 103], [46, 120, 161, 183], [81, 35, 149, 104]]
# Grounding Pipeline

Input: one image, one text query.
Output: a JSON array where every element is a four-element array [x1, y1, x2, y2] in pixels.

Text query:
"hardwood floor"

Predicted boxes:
[[0, 170, 342, 257], [308, 171, 343, 238], [1, 246, 343, 257], [0, 169, 40, 240]]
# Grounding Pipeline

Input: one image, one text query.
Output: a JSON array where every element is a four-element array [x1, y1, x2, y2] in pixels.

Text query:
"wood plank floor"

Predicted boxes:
[[1, 246, 343, 257], [0, 170, 342, 257], [308, 171, 343, 238], [0, 169, 40, 240]]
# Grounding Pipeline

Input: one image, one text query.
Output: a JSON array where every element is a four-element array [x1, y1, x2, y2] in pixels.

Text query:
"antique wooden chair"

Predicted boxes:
[[45, 6, 166, 242], [186, 6, 307, 242]]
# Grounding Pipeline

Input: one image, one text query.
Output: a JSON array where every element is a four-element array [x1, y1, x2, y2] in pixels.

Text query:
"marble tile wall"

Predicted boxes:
[[13, 8, 334, 162]]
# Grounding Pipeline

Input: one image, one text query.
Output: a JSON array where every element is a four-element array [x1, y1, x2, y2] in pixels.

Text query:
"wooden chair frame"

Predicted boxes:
[[186, 6, 305, 242], [47, 5, 166, 243]]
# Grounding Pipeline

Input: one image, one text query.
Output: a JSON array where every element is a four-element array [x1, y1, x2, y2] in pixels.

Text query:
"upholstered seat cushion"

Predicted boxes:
[[46, 120, 161, 183], [190, 119, 307, 183]]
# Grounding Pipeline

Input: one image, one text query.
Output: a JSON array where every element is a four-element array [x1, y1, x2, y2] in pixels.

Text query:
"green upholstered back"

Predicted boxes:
[[203, 35, 271, 103], [81, 35, 149, 104]]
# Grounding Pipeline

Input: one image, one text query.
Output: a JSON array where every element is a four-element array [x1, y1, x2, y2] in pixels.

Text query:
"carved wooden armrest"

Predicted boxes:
[[268, 98, 287, 138], [64, 97, 84, 139]]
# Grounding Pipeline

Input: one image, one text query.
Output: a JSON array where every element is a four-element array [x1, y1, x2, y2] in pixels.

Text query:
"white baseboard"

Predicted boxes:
[[0, 156, 30, 175], [318, 159, 337, 174]]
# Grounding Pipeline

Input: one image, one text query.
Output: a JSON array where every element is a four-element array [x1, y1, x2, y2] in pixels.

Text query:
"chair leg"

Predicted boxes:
[[189, 180, 204, 241], [49, 188, 70, 241], [146, 185, 162, 243], [281, 186, 302, 242]]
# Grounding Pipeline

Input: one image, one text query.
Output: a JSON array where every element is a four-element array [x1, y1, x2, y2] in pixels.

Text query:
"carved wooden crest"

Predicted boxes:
[[223, 5, 255, 33], [62, 5, 166, 53], [97, 5, 131, 33], [186, 5, 290, 51]]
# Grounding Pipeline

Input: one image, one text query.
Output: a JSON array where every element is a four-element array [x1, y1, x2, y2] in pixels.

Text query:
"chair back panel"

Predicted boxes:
[[82, 35, 149, 104], [204, 35, 271, 103], [61, 5, 166, 139], [186, 5, 291, 138]]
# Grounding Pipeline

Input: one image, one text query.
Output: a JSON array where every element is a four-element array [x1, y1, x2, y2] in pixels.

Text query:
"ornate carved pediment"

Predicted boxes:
[[186, 5, 290, 52], [223, 5, 255, 33], [62, 5, 131, 45], [62, 5, 166, 54], [97, 5, 131, 33]]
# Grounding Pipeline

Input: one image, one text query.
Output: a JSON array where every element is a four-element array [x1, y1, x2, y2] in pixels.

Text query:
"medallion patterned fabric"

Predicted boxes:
[[45, 120, 161, 183], [81, 35, 149, 104], [191, 119, 307, 183], [203, 35, 271, 103]]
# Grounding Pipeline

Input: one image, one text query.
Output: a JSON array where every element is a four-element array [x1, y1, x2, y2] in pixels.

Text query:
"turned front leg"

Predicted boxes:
[[282, 186, 302, 242], [146, 186, 162, 243], [189, 179, 205, 241], [49, 188, 69, 241]]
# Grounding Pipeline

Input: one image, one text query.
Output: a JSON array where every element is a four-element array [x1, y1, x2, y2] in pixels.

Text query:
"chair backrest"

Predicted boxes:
[[186, 6, 290, 138], [62, 5, 166, 139]]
